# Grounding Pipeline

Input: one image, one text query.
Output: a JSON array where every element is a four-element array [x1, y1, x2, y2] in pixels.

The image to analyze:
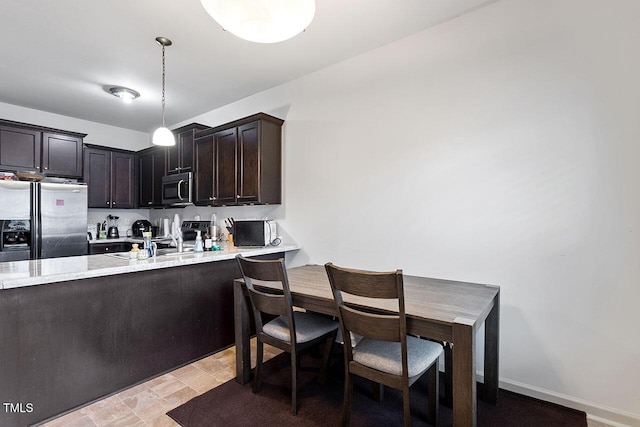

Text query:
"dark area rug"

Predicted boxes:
[[168, 351, 586, 427]]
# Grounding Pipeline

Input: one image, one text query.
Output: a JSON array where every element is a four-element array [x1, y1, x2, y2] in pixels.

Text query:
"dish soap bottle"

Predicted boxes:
[[194, 230, 204, 252]]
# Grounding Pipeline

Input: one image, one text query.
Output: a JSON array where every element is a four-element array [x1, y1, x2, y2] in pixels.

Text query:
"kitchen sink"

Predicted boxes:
[[103, 247, 194, 260], [156, 248, 194, 256]]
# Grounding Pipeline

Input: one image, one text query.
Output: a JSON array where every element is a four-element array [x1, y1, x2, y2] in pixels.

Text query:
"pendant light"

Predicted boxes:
[[152, 36, 176, 146], [199, 0, 315, 44]]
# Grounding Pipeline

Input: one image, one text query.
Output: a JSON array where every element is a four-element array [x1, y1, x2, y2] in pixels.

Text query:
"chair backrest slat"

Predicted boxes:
[[248, 289, 288, 317], [326, 265, 400, 299], [237, 255, 294, 339], [238, 257, 285, 282], [340, 305, 401, 342], [325, 262, 407, 350]]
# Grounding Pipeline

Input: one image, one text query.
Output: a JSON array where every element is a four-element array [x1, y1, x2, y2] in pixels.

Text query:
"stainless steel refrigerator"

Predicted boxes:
[[0, 180, 88, 262]]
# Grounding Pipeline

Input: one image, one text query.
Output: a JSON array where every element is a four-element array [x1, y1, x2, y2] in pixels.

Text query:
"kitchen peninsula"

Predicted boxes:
[[0, 244, 299, 426]]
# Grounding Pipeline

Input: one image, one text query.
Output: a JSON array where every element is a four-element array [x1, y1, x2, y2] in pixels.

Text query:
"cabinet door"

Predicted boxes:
[[166, 142, 179, 174], [0, 126, 41, 171], [237, 121, 260, 204], [139, 148, 165, 207], [167, 129, 194, 173], [111, 152, 136, 209], [42, 132, 83, 177], [84, 148, 111, 208], [194, 135, 215, 205], [179, 129, 195, 172], [214, 128, 238, 206]]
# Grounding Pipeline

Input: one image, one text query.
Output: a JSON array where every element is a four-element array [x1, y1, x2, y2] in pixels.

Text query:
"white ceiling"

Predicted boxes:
[[0, 0, 496, 133]]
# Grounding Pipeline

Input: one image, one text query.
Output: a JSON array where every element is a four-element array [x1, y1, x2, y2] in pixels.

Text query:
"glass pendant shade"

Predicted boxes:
[[200, 0, 315, 43], [152, 127, 175, 146]]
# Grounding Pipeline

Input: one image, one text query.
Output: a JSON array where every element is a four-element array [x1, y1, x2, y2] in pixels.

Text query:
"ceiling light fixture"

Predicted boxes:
[[200, 0, 315, 44], [109, 86, 140, 103], [152, 36, 176, 147]]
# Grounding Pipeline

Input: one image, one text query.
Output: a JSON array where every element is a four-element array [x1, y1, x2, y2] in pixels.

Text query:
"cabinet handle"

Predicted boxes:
[[112, 201, 116, 205], [209, 196, 216, 201], [147, 202, 152, 205], [106, 202, 110, 206]]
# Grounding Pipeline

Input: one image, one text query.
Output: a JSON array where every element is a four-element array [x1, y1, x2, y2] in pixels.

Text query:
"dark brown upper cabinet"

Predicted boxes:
[[84, 146, 136, 209], [0, 119, 85, 178], [166, 123, 209, 174], [194, 113, 283, 207], [138, 146, 166, 208], [42, 132, 83, 177]]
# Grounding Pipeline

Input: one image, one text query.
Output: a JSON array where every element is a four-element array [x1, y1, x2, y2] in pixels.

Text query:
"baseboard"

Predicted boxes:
[[476, 373, 640, 427]]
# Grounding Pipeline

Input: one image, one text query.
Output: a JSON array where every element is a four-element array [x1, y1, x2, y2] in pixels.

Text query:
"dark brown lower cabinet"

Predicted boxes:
[[88, 242, 132, 254], [0, 253, 282, 426]]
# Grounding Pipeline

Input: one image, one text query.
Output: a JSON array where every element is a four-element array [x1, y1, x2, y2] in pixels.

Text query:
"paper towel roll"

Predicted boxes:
[[163, 218, 170, 237], [173, 213, 181, 237]]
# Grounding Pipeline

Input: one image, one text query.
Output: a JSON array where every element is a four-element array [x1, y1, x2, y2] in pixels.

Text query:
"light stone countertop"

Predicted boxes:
[[0, 244, 300, 290]]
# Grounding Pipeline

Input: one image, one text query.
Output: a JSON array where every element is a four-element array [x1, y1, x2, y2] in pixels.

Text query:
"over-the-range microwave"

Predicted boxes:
[[161, 172, 193, 206]]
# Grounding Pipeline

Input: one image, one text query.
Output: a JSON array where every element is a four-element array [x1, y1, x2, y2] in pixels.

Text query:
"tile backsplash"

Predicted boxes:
[[88, 204, 291, 242], [88, 209, 150, 238]]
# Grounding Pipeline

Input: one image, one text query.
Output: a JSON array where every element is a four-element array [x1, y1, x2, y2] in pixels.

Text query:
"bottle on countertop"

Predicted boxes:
[[194, 230, 204, 252], [130, 243, 139, 259]]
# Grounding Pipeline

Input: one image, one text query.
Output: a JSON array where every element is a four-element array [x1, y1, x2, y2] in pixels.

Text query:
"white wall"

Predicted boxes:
[[0, 101, 150, 150], [182, 0, 640, 424]]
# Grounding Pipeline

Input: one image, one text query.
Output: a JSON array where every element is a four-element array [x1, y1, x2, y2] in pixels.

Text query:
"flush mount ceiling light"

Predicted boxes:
[[152, 36, 176, 147], [108, 86, 140, 103], [200, 0, 315, 43]]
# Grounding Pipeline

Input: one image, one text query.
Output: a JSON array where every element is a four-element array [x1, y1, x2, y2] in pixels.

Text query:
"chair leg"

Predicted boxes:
[[427, 362, 439, 426], [291, 351, 298, 415], [318, 332, 336, 384], [253, 339, 264, 394], [442, 341, 453, 407], [403, 386, 411, 427], [342, 372, 353, 426]]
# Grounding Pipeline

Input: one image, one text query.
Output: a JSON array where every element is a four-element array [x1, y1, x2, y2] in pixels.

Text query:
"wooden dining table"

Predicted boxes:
[[233, 264, 500, 427]]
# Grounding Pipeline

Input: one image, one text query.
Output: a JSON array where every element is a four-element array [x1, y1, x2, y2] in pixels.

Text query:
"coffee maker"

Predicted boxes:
[[107, 215, 119, 238]]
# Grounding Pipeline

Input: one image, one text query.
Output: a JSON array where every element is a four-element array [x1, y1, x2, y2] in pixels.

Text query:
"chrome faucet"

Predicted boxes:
[[169, 231, 183, 252]]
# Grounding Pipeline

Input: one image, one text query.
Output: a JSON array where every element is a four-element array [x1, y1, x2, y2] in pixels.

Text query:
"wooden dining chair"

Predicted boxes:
[[325, 263, 443, 427], [236, 255, 338, 415]]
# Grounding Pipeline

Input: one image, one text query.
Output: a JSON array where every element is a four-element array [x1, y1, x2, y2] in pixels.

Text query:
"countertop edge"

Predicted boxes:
[[0, 245, 300, 290]]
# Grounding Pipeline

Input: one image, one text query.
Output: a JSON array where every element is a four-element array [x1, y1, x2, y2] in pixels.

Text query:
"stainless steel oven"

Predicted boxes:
[[161, 172, 193, 206]]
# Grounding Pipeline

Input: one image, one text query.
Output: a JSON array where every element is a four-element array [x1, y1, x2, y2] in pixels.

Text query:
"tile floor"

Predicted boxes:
[[41, 340, 611, 427], [42, 340, 281, 427]]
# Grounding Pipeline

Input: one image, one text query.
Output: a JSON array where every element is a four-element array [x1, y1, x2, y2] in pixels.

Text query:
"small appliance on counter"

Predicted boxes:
[[131, 219, 153, 238], [179, 220, 211, 241], [233, 220, 277, 247], [107, 215, 119, 239]]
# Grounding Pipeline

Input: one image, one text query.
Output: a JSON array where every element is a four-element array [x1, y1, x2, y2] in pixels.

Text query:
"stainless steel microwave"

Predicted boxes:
[[161, 172, 193, 206]]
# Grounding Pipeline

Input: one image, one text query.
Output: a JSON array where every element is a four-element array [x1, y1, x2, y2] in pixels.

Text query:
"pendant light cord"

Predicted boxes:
[[161, 43, 166, 127]]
